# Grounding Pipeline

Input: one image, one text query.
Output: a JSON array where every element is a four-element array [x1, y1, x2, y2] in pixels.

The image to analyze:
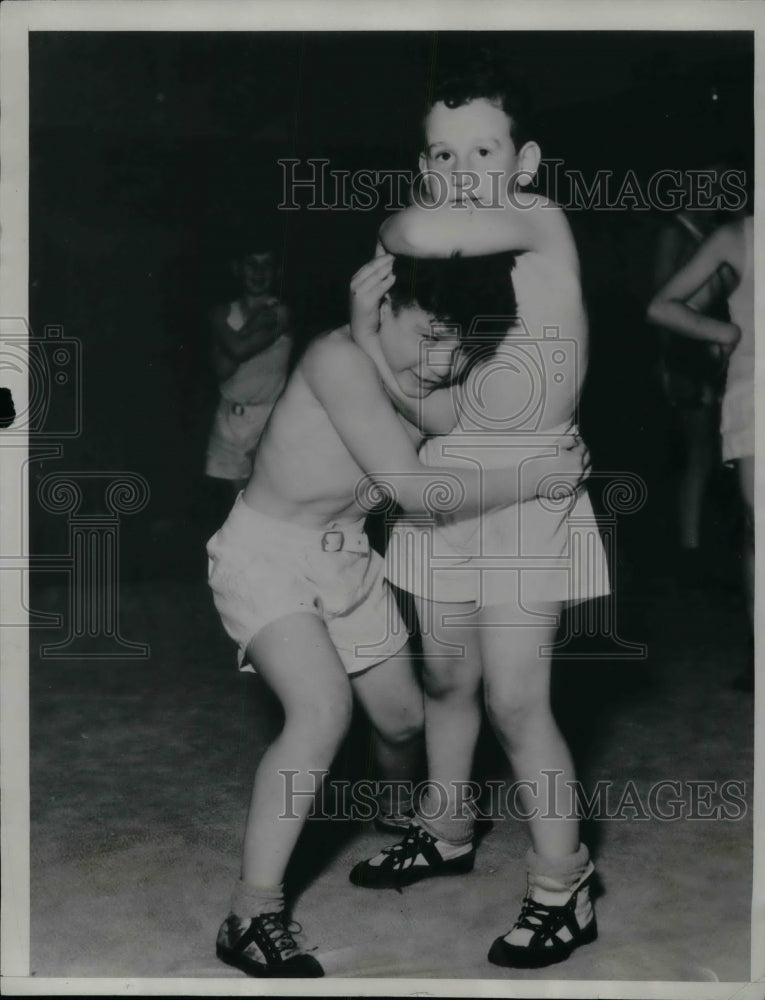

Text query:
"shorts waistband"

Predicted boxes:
[[230, 494, 369, 554]]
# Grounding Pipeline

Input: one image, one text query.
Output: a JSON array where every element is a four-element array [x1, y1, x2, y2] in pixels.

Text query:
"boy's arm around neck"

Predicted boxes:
[[379, 193, 567, 259], [302, 334, 576, 520]]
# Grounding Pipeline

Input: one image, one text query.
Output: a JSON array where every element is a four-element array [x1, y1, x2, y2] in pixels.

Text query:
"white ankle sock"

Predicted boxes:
[[415, 788, 475, 846], [230, 878, 285, 918], [504, 846, 594, 948]]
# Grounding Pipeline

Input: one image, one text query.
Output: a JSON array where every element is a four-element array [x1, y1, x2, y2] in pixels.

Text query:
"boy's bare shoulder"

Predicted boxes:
[[501, 192, 579, 273], [700, 215, 748, 263], [512, 191, 571, 233], [301, 326, 378, 390]]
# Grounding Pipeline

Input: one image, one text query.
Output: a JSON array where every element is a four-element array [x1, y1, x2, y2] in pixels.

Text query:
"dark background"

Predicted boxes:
[[28, 31, 753, 580]]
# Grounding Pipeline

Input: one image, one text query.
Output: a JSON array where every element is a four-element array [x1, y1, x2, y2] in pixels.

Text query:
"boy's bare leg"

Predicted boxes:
[[240, 613, 354, 887], [416, 597, 483, 820], [478, 604, 579, 858], [352, 644, 425, 813], [348, 600, 483, 888], [480, 604, 596, 968]]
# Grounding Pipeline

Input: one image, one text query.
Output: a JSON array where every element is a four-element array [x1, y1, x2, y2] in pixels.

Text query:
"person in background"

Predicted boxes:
[[205, 239, 292, 496], [649, 165, 738, 584], [648, 212, 754, 691]]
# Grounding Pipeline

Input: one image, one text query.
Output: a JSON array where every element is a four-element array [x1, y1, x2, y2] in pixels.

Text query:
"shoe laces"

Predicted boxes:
[[253, 911, 304, 958], [514, 895, 567, 937], [381, 823, 433, 866]]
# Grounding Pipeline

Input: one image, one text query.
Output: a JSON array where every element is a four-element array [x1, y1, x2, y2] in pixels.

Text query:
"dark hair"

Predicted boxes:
[[425, 52, 535, 150], [389, 252, 518, 385]]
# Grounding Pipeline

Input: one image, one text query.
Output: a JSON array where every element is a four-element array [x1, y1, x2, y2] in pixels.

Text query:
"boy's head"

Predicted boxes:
[[377, 253, 517, 397], [419, 57, 541, 206]]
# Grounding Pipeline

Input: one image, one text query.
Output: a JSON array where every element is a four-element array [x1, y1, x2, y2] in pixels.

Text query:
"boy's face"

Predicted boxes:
[[419, 98, 540, 206], [377, 300, 462, 397], [238, 252, 274, 296]]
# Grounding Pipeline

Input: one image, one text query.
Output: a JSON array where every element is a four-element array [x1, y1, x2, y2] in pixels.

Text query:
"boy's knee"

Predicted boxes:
[[423, 660, 479, 700], [290, 690, 353, 747], [385, 712, 424, 747], [485, 689, 545, 741]]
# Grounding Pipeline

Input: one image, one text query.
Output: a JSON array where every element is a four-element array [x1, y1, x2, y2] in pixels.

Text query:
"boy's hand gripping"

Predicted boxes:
[[533, 434, 590, 502], [349, 254, 395, 354]]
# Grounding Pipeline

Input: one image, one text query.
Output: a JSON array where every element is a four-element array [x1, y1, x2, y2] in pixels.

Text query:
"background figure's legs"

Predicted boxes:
[[352, 644, 425, 815], [736, 455, 754, 628], [479, 603, 580, 859], [240, 613, 354, 887], [675, 404, 718, 552]]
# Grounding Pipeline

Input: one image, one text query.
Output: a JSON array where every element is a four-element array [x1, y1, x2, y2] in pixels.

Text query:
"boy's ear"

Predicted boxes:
[[515, 141, 542, 187], [379, 295, 392, 323]]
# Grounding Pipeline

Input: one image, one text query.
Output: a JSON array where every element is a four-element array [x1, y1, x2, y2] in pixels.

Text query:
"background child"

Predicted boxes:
[[649, 165, 736, 582], [207, 248, 585, 978], [648, 213, 754, 689], [350, 56, 609, 971], [205, 239, 292, 494]]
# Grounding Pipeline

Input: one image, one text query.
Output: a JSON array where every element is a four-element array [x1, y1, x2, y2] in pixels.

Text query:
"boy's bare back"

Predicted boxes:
[[244, 328, 379, 528]]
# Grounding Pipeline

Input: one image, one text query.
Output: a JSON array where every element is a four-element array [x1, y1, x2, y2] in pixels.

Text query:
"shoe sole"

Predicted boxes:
[[216, 945, 324, 978], [487, 919, 598, 969], [350, 853, 475, 889]]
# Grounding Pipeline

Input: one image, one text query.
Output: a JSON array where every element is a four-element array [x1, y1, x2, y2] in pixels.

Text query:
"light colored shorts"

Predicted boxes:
[[721, 377, 754, 462], [207, 495, 408, 674], [386, 428, 611, 614], [387, 486, 611, 613], [205, 397, 276, 482]]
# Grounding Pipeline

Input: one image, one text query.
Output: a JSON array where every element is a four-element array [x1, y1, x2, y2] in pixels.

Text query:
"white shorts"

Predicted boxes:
[[205, 397, 276, 481], [386, 426, 611, 612], [386, 486, 611, 612], [721, 377, 754, 462], [207, 495, 408, 674]]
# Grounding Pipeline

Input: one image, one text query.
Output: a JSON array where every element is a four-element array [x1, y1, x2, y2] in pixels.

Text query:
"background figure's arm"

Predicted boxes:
[[647, 226, 742, 349], [304, 338, 584, 520], [213, 299, 284, 364], [652, 226, 735, 317], [210, 305, 237, 383]]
